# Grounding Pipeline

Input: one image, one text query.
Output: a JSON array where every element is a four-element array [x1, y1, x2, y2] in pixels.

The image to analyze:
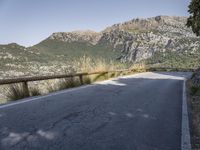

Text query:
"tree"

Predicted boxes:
[[186, 0, 200, 36]]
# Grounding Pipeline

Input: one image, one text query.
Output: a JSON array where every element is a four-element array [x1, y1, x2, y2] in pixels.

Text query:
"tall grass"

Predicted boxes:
[[46, 77, 82, 93], [5, 83, 41, 101], [73, 55, 127, 72], [3, 56, 143, 102], [129, 63, 147, 72], [29, 87, 41, 96], [58, 77, 81, 90], [82, 75, 92, 84]]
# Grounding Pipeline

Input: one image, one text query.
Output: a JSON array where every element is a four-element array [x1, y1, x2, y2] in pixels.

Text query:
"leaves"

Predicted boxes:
[[187, 0, 200, 36]]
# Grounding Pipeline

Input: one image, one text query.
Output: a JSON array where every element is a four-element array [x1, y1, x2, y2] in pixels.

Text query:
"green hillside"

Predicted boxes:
[[33, 39, 120, 62]]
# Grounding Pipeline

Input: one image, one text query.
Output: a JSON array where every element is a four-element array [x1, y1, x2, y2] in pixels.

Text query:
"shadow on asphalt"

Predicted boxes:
[[0, 72, 190, 150]]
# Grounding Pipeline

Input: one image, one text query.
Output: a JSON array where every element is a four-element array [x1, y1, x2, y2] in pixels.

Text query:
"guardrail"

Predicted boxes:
[[0, 67, 195, 96]]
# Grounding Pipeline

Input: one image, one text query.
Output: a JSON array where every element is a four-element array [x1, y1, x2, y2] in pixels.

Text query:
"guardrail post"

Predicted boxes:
[[22, 81, 30, 97], [79, 75, 83, 85]]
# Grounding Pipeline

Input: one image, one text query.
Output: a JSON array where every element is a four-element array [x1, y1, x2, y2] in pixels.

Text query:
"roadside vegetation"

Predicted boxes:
[[145, 51, 200, 69], [4, 83, 41, 101], [187, 73, 200, 149], [1, 56, 146, 102]]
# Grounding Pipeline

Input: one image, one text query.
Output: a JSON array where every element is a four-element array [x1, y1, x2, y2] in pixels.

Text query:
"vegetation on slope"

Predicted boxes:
[[2, 56, 134, 102], [145, 51, 200, 68]]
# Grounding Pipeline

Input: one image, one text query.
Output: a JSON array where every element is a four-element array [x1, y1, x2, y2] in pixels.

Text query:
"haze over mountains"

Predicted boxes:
[[0, 16, 199, 78]]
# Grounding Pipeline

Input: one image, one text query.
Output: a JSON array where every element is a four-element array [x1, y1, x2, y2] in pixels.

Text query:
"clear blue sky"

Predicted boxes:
[[0, 0, 190, 46]]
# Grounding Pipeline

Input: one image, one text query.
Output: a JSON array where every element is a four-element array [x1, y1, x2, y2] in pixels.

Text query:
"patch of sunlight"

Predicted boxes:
[[99, 80, 126, 86], [132, 72, 188, 80]]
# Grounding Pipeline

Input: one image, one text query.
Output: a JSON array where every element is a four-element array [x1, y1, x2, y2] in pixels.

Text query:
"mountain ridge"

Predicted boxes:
[[0, 15, 200, 78]]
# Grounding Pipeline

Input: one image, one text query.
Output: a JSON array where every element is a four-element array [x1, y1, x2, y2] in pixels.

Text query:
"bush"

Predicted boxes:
[[191, 85, 200, 96], [30, 87, 41, 96], [5, 83, 30, 101], [83, 76, 92, 84], [73, 55, 127, 73], [93, 72, 109, 82], [47, 77, 81, 93], [5, 83, 42, 101]]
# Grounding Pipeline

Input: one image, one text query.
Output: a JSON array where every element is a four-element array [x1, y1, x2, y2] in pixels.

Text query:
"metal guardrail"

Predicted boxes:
[[0, 67, 194, 85], [0, 69, 130, 85], [0, 67, 194, 96]]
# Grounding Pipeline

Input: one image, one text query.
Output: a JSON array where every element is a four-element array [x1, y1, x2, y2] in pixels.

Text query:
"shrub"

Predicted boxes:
[[73, 55, 127, 73], [30, 87, 41, 96], [55, 77, 81, 91], [83, 75, 92, 84], [191, 85, 200, 96], [93, 72, 109, 82], [129, 63, 147, 72], [5, 83, 30, 101]]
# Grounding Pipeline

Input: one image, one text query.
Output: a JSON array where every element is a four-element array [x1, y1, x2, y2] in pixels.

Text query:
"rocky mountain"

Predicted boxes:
[[39, 16, 200, 63], [0, 16, 200, 78], [102, 16, 199, 62]]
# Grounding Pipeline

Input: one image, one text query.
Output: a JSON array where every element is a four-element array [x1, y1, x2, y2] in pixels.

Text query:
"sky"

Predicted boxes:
[[0, 0, 190, 47]]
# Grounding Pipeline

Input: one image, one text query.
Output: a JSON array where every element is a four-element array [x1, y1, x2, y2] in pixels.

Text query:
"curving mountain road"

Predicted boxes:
[[0, 72, 191, 150]]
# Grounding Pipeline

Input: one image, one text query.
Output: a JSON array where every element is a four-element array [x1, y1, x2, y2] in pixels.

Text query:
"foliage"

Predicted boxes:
[[5, 83, 28, 101], [191, 85, 200, 95], [82, 76, 92, 84], [129, 63, 147, 71], [73, 55, 127, 73], [145, 51, 200, 69], [47, 77, 81, 93], [4, 83, 41, 101], [29, 87, 41, 96], [187, 0, 200, 36]]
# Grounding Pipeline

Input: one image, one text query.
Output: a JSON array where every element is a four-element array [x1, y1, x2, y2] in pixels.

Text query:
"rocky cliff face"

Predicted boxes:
[[1, 16, 200, 79], [48, 16, 200, 63]]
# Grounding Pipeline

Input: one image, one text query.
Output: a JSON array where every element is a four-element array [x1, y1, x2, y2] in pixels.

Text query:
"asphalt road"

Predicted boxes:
[[0, 72, 191, 150]]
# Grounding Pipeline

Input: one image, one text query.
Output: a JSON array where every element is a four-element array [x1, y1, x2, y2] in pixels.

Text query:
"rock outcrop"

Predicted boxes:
[[48, 16, 200, 62]]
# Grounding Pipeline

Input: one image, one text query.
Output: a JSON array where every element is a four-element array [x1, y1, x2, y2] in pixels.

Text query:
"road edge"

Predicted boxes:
[[0, 72, 146, 109], [181, 79, 192, 150]]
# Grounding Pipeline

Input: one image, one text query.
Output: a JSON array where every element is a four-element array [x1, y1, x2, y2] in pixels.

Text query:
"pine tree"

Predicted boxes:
[[186, 0, 200, 36]]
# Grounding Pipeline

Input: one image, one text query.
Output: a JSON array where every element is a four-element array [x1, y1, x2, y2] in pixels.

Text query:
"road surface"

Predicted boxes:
[[0, 72, 191, 150]]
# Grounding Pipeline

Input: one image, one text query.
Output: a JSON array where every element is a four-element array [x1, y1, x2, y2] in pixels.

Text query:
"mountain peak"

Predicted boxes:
[[71, 30, 98, 35], [104, 16, 188, 32], [49, 30, 101, 45]]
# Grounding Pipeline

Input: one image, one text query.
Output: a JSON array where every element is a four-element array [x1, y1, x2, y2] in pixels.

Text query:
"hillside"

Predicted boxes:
[[34, 16, 200, 65], [0, 16, 200, 78]]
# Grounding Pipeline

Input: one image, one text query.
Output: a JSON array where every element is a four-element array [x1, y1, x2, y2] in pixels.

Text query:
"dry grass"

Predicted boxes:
[[46, 77, 82, 93], [129, 63, 147, 72], [82, 75, 92, 84], [73, 55, 127, 72], [1, 56, 140, 102], [5, 83, 41, 101]]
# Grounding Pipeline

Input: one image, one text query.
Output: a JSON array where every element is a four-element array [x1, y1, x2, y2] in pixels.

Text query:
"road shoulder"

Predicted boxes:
[[187, 79, 200, 150]]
